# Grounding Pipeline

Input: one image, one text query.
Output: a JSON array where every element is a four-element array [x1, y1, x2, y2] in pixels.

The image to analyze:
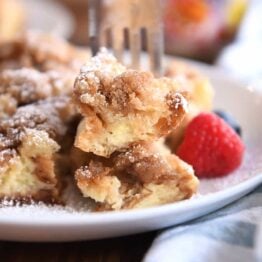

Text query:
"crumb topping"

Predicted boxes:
[[0, 96, 73, 152], [74, 50, 188, 117], [0, 68, 53, 105], [79, 48, 125, 76]]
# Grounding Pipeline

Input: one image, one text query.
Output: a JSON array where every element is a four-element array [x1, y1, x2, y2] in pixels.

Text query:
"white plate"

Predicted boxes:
[[0, 60, 261, 242]]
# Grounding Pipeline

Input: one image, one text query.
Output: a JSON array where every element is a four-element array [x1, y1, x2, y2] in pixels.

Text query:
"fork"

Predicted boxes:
[[88, 0, 164, 76]]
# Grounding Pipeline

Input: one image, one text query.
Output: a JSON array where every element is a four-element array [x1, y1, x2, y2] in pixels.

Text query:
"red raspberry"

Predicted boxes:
[[177, 113, 245, 178]]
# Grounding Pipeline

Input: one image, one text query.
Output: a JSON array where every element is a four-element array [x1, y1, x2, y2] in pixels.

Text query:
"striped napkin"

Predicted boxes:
[[144, 185, 262, 262]]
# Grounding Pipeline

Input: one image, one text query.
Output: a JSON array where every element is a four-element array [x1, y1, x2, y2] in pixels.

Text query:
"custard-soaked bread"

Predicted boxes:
[[165, 60, 214, 151], [74, 51, 188, 157], [0, 68, 74, 118], [0, 96, 77, 203], [74, 140, 198, 210]]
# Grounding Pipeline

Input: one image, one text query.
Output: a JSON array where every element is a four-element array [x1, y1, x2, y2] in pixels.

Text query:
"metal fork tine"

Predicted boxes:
[[130, 29, 141, 70], [89, 0, 164, 75], [147, 29, 164, 77], [88, 0, 101, 56]]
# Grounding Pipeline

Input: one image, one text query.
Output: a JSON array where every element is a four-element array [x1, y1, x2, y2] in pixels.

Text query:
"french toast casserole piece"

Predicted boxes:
[[0, 30, 89, 123], [0, 31, 90, 107], [73, 50, 188, 157], [72, 50, 199, 210], [0, 96, 77, 203], [0, 31, 87, 205], [74, 140, 198, 210]]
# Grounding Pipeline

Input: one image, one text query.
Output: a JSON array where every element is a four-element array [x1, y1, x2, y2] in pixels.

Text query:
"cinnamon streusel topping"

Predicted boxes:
[[0, 96, 75, 152]]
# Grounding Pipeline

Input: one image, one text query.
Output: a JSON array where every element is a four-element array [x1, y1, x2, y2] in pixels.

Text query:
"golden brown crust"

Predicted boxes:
[[73, 50, 188, 157], [74, 140, 198, 210]]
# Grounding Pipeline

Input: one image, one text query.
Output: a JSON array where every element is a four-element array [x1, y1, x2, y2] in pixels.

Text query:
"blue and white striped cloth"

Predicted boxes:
[[144, 185, 262, 262]]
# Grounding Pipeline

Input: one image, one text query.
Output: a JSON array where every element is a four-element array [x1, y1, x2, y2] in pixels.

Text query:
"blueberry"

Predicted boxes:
[[214, 110, 242, 136]]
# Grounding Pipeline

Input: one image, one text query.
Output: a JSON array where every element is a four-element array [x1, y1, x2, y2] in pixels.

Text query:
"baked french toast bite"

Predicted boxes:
[[165, 60, 214, 151], [74, 140, 198, 210], [73, 51, 189, 157], [0, 96, 77, 203]]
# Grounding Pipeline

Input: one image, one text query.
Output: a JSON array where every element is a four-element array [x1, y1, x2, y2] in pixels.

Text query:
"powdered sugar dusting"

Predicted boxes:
[[166, 92, 188, 112], [0, 68, 53, 104], [79, 48, 125, 78], [175, 93, 188, 112], [199, 143, 262, 194], [0, 176, 95, 218]]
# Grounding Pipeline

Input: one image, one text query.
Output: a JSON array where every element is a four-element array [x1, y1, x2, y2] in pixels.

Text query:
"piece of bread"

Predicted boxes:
[[74, 140, 198, 210], [0, 96, 77, 203], [73, 50, 188, 157]]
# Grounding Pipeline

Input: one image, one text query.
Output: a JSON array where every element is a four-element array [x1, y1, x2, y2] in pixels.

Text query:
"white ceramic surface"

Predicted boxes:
[[21, 0, 74, 39], [0, 60, 261, 242]]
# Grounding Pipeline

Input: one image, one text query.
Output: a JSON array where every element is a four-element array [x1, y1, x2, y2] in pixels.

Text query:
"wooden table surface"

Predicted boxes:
[[0, 231, 157, 262]]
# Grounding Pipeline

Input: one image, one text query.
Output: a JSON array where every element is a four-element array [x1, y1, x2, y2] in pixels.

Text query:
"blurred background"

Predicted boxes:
[[1, 0, 261, 80]]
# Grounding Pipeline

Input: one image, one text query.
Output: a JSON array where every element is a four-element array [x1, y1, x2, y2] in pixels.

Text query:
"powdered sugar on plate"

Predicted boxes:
[[199, 143, 262, 194]]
